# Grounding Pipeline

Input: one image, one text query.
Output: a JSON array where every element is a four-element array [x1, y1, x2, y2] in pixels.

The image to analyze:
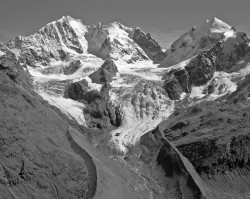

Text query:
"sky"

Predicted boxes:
[[0, 0, 250, 48]]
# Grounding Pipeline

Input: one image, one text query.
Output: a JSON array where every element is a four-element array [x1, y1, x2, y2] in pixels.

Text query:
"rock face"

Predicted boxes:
[[63, 59, 82, 75], [163, 68, 191, 100], [163, 75, 184, 100], [89, 59, 118, 84], [185, 41, 223, 86], [64, 79, 89, 100], [132, 28, 167, 62], [83, 84, 122, 129]]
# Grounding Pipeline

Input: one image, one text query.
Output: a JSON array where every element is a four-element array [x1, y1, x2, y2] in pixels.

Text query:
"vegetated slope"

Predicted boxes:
[[0, 42, 97, 199], [146, 77, 250, 198]]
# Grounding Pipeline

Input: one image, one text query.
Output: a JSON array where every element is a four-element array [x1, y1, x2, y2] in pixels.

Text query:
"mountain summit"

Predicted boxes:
[[159, 17, 235, 67]]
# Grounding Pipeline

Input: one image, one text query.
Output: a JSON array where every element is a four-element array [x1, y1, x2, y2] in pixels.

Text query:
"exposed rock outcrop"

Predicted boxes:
[[163, 68, 191, 100], [0, 45, 31, 88], [89, 59, 118, 84], [64, 79, 88, 100], [83, 84, 122, 129], [132, 28, 166, 63], [163, 75, 184, 100], [63, 59, 82, 75]]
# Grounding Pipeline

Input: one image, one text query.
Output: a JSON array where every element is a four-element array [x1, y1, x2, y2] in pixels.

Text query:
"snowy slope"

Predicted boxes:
[[86, 21, 149, 63], [7, 16, 89, 65]]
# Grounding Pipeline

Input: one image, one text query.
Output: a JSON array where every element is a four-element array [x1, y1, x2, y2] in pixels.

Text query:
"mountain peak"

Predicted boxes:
[[204, 17, 232, 32], [58, 15, 81, 22], [159, 17, 236, 67]]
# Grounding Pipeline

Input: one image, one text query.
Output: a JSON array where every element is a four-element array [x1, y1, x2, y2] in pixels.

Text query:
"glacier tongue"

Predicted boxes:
[[108, 60, 175, 153]]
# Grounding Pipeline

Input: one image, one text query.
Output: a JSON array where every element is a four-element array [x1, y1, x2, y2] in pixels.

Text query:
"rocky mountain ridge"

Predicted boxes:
[[6, 16, 167, 67]]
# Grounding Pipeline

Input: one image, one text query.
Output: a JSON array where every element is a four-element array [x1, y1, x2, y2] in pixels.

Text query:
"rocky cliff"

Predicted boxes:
[[132, 28, 167, 63]]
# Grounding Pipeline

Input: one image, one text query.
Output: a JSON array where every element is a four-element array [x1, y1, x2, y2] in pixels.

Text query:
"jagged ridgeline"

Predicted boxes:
[[1, 15, 250, 199]]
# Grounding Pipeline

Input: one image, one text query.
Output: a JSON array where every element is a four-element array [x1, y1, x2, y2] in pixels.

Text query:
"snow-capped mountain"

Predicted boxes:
[[5, 16, 250, 153], [163, 27, 250, 99], [159, 17, 236, 67], [85, 21, 150, 63], [7, 16, 89, 66], [7, 16, 165, 66]]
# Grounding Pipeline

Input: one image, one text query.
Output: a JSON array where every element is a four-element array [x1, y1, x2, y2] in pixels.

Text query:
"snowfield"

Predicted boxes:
[[39, 91, 87, 126]]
